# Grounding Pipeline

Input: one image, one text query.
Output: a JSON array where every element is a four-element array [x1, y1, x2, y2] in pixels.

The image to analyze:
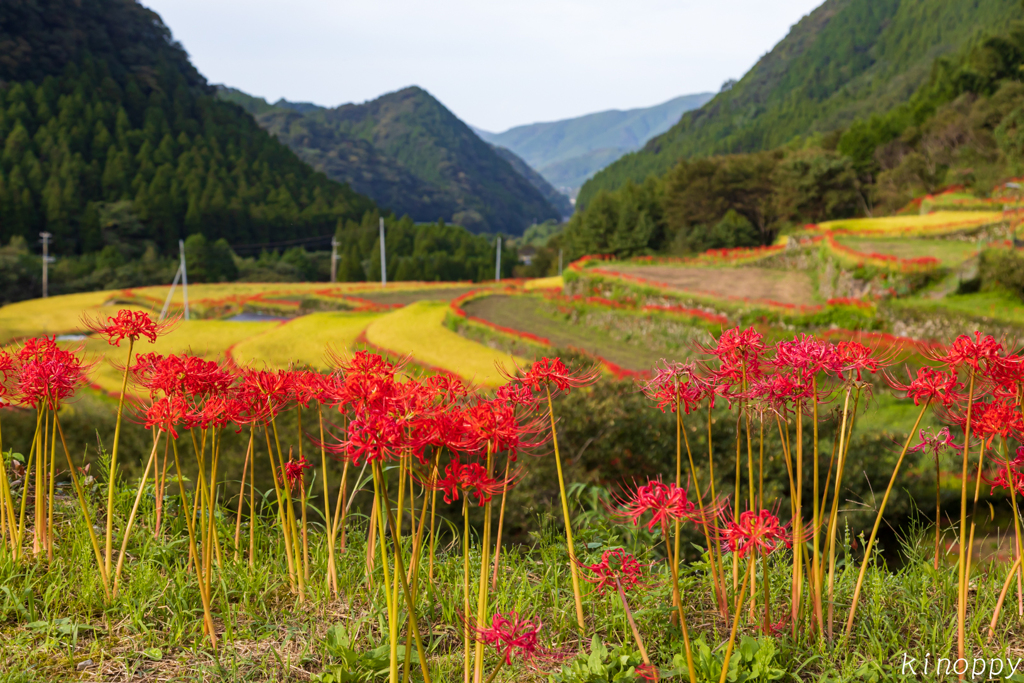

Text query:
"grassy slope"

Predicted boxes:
[[833, 236, 978, 266], [578, 0, 1020, 206], [364, 301, 526, 387]]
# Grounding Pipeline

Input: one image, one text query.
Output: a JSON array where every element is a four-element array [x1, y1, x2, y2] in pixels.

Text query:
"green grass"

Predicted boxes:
[[894, 289, 1024, 326], [832, 236, 979, 267]]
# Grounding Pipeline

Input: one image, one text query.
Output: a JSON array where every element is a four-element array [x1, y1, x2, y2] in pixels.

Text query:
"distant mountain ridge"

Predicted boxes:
[[218, 86, 564, 234], [579, 0, 1021, 207], [474, 92, 713, 195]]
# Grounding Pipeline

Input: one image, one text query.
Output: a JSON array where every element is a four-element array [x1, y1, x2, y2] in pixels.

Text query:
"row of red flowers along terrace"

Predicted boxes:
[[6, 307, 1024, 681]]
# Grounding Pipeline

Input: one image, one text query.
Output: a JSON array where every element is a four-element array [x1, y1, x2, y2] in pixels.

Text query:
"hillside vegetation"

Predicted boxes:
[[0, 0, 376, 257], [579, 0, 1021, 207], [219, 86, 562, 234], [558, 16, 1024, 263]]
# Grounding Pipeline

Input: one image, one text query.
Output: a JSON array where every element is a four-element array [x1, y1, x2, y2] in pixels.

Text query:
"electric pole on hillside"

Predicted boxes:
[[379, 217, 387, 288], [330, 237, 339, 283], [495, 236, 502, 282], [179, 239, 190, 321], [39, 231, 51, 298]]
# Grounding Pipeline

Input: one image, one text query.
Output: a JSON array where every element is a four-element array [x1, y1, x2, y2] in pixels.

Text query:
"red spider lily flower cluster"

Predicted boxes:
[[85, 309, 175, 347], [579, 548, 644, 595], [704, 326, 766, 392], [284, 456, 313, 489], [720, 509, 791, 559], [435, 458, 507, 506], [616, 479, 698, 533], [988, 467, 1024, 497], [639, 362, 707, 414], [508, 357, 600, 394], [937, 332, 1003, 372], [889, 367, 963, 407], [908, 427, 960, 457], [15, 336, 89, 410], [471, 612, 555, 666]]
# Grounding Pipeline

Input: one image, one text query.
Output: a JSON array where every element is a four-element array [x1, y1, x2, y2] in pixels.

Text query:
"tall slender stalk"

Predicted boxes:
[[825, 387, 858, 640], [719, 557, 753, 683], [956, 370, 977, 667], [661, 523, 695, 683], [113, 432, 161, 597], [545, 386, 585, 631], [844, 400, 929, 639], [473, 447, 494, 683], [317, 405, 337, 596], [104, 337, 135, 583], [234, 428, 254, 562], [616, 578, 653, 675]]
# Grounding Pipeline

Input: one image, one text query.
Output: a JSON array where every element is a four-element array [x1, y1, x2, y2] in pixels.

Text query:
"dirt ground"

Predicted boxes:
[[600, 265, 817, 306]]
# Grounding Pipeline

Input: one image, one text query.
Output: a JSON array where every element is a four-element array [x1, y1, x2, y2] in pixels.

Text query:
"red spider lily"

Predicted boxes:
[[0, 349, 15, 403], [772, 334, 840, 377], [426, 372, 469, 406], [420, 408, 484, 455], [433, 458, 508, 506], [720, 509, 791, 559], [703, 327, 765, 371], [639, 361, 706, 414], [888, 366, 963, 407], [237, 368, 293, 418], [144, 394, 190, 439], [616, 479, 699, 532], [193, 393, 244, 431], [936, 331, 1003, 372], [290, 369, 330, 408], [747, 371, 814, 411], [579, 548, 643, 595], [908, 427, 961, 457], [949, 399, 1024, 444], [284, 456, 314, 489], [634, 664, 660, 682], [509, 357, 599, 394], [138, 353, 234, 398], [16, 337, 88, 410], [85, 309, 175, 347], [332, 409, 407, 465], [465, 398, 543, 461], [470, 611, 555, 666], [986, 353, 1024, 398], [495, 381, 536, 408], [988, 465, 1024, 495], [834, 340, 882, 381], [1014, 446, 1024, 468]]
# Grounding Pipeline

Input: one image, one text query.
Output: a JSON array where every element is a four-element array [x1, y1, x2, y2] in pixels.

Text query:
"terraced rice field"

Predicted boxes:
[[461, 295, 678, 372], [596, 264, 817, 307], [363, 301, 525, 387], [831, 236, 979, 266], [231, 312, 381, 370], [0, 290, 128, 344], [818, 210, 1002, 234]]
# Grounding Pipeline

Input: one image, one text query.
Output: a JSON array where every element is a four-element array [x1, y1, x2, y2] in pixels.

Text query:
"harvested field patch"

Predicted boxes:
[[598, 265, 817, 307]]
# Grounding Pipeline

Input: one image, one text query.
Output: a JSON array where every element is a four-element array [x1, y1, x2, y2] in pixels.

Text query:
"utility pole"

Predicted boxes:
[[558, 248, 563, 276], [39, 232, 51, 298], [179, 239, 190, 321], [330, 237, 339, 283], [495, 236, 502, 282], [379, 217, 387, 288]]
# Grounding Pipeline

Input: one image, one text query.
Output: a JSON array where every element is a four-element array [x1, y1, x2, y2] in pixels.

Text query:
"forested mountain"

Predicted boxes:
[[553, 17, 1024, 267], [0, 0, 377, 257], [488, 145, 574, 218], [578, 0, 1021, 208], [475, 93, 712, 195], [218, 86, 562, 235]]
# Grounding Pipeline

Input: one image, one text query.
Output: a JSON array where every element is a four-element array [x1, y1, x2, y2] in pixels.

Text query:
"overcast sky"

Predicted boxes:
[[142, 0, 823, 133]]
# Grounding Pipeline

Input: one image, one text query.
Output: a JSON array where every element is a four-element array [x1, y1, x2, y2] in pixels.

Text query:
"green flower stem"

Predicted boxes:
[[104, 337, 134, 583], [113, 431, 160, 597]]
